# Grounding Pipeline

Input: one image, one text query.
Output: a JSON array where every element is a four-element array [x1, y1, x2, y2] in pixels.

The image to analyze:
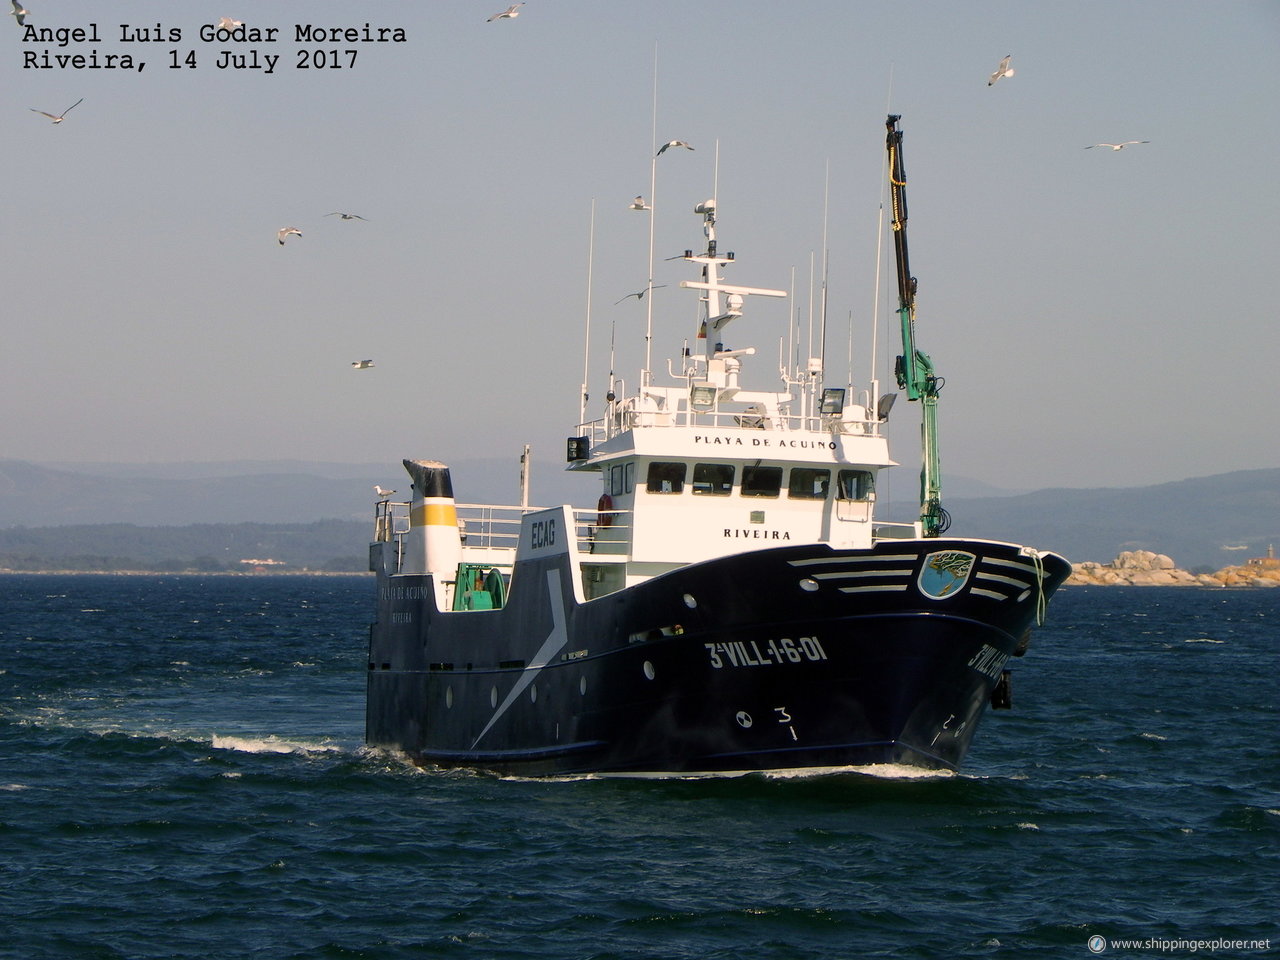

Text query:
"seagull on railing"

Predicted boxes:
[[10, 1, 29, 26], [988, 55, 1014, 86], [351, 359, 375, 369], [1085, 141, 1150, 151], [374, 485, 397, 499], [30, 98, 83, 124], [629, 196, 651, 211], [657, 140, 694, 156], [487, 3, 523, 21], [277, 227, 302, 245]]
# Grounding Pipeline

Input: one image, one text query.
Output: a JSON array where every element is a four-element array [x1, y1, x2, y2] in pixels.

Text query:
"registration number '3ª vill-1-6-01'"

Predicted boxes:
[[705, 636, 828, 669]]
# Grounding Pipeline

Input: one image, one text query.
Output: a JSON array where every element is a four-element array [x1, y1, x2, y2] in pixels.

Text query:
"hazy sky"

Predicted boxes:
[[4, 1, 1277, 497]]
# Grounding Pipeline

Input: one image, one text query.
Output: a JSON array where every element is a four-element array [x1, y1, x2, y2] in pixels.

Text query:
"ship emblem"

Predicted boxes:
[[918, 551, 977, 600]]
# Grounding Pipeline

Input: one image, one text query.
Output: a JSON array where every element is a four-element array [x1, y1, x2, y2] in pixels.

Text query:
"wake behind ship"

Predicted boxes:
[[364, 116, 1071, 776]]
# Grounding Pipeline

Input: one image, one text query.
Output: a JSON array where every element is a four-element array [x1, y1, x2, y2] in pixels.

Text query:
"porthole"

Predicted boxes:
[[445, 686, 453, 709], [530, 684, 538, 704], [683, 593, 698, 609], [490, 686, 498, 709], [579, 676, 587, 696], [643, 660, 655, 680], [799, 578, 819, 592]]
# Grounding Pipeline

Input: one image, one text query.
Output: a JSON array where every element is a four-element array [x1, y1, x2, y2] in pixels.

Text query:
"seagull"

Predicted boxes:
[[614, 285, 666, 305], [987, 55, 1014, 86], [277, 227, 302, 245], [30, 98, 83, 124], [487, 3, 523, 21], [657, 140, 694, 156], [1085, 141, 1150, 151], [374, 485, 396, 499], [10, 1, 28, 26], [216, 17, 243, 29], [351, 359, 375, 369], [326, 212, 368, 221], [629, 196, 651, 211]]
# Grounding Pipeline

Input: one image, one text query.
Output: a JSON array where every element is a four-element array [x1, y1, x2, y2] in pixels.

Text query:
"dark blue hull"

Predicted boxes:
[[365, 539, 1071, 775]]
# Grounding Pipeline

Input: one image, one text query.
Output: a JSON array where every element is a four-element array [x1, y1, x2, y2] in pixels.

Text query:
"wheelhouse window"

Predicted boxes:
[[837, 469, 875, 501], [788, 467, 830, 500], [609, 462, 635, 496], [741, 465, 783, 498], [692, 463, 734, 496], [646, 461, 686, 494]]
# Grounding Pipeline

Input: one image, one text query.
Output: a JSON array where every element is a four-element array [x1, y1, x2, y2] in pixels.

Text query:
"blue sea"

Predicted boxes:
[[1, 575, 1276, 960]]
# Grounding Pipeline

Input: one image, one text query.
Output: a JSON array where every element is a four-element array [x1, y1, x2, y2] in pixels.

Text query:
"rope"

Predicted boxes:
[[1031, 550, 1048, 626]]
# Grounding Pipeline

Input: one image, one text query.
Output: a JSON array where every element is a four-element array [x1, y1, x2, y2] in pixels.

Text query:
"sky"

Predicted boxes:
[[3, 1, 1278, 501]]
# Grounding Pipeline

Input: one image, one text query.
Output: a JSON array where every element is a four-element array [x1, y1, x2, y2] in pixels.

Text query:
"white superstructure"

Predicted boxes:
[[564, 197, 910, 595]]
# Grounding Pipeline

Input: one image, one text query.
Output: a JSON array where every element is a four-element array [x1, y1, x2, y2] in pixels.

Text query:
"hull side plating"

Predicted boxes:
[[366, 540, 1070, 775]]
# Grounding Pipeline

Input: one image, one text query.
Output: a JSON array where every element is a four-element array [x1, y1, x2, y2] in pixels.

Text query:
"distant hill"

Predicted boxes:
[[0, 457, 560, 528], [931, 468, 1280, 571], [1, 461, 1276, 573], [0, 521, 368, 573]]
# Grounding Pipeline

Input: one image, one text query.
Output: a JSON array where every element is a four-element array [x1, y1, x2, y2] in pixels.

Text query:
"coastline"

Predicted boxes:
[[1066, 550, 1279, 588], [4, 552, 1278, 587]]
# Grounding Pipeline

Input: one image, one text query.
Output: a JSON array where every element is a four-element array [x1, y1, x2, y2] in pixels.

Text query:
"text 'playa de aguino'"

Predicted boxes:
[[20, 22, 408, 74]]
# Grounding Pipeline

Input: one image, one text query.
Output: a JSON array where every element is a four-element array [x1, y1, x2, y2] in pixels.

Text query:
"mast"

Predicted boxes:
[[885, 114, 948, 537]]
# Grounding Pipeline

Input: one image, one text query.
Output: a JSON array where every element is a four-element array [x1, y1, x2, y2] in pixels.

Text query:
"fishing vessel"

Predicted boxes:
[[365, 116, 1071, 775]]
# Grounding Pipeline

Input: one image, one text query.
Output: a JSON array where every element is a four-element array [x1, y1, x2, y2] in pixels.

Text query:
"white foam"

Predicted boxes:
[[1185, 638, 1224, 644], [210, 734, 342, 756], [527, 762, 958, 783], [766, 763, 956, 781], [1140, 732, 1168, 741]]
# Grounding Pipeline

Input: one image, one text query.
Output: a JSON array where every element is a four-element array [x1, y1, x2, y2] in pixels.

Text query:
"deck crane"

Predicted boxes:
[[885, 114, 949, 537]]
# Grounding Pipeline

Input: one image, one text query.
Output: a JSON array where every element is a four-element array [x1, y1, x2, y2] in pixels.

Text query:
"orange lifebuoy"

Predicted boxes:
[[597, 493, 615, 527]]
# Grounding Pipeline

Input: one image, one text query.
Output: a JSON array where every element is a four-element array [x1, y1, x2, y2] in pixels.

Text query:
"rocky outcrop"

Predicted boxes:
[[1067, 549, 1280, 587]]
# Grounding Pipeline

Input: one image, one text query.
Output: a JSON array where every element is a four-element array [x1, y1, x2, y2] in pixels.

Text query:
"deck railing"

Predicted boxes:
[[373, 500, 633, 563], [573, 406, 884, 446]]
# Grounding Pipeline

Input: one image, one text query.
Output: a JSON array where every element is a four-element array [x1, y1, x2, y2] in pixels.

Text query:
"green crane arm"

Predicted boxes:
[[885, 114, 949, 537]]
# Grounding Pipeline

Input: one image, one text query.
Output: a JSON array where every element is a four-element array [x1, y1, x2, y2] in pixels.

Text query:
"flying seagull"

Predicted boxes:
[[30, 98, 83, 124], [326, 212, 368, 221], [10, 1, 28, 26], [277, 227, 302, 245], [374, 485, 397, 499], [629, 196, 651, 211], [656, 140, 694, 156], [216, 17, 243, 29], [1085, 141, 1150, 151], [351, 359, 375, 369], [487, 3, 523, 21], [987, 55, 1014, 86], [614, 285, 667, 305]]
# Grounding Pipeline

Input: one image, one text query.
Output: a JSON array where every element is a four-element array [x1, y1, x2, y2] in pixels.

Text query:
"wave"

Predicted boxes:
[[209, 734, 346, 756]]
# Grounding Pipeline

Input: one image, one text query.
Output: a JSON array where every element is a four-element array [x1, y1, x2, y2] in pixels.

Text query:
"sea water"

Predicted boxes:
[[1, 575, 1275, 959]]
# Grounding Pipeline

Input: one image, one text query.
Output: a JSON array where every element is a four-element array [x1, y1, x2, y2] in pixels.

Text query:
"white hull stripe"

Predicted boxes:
[[974, 572, 1030, 589], [980, 556, 1043, 578], [813, 568, 914, 581], [969, 588, 1009, 601], [788, 554, 920, 568]]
